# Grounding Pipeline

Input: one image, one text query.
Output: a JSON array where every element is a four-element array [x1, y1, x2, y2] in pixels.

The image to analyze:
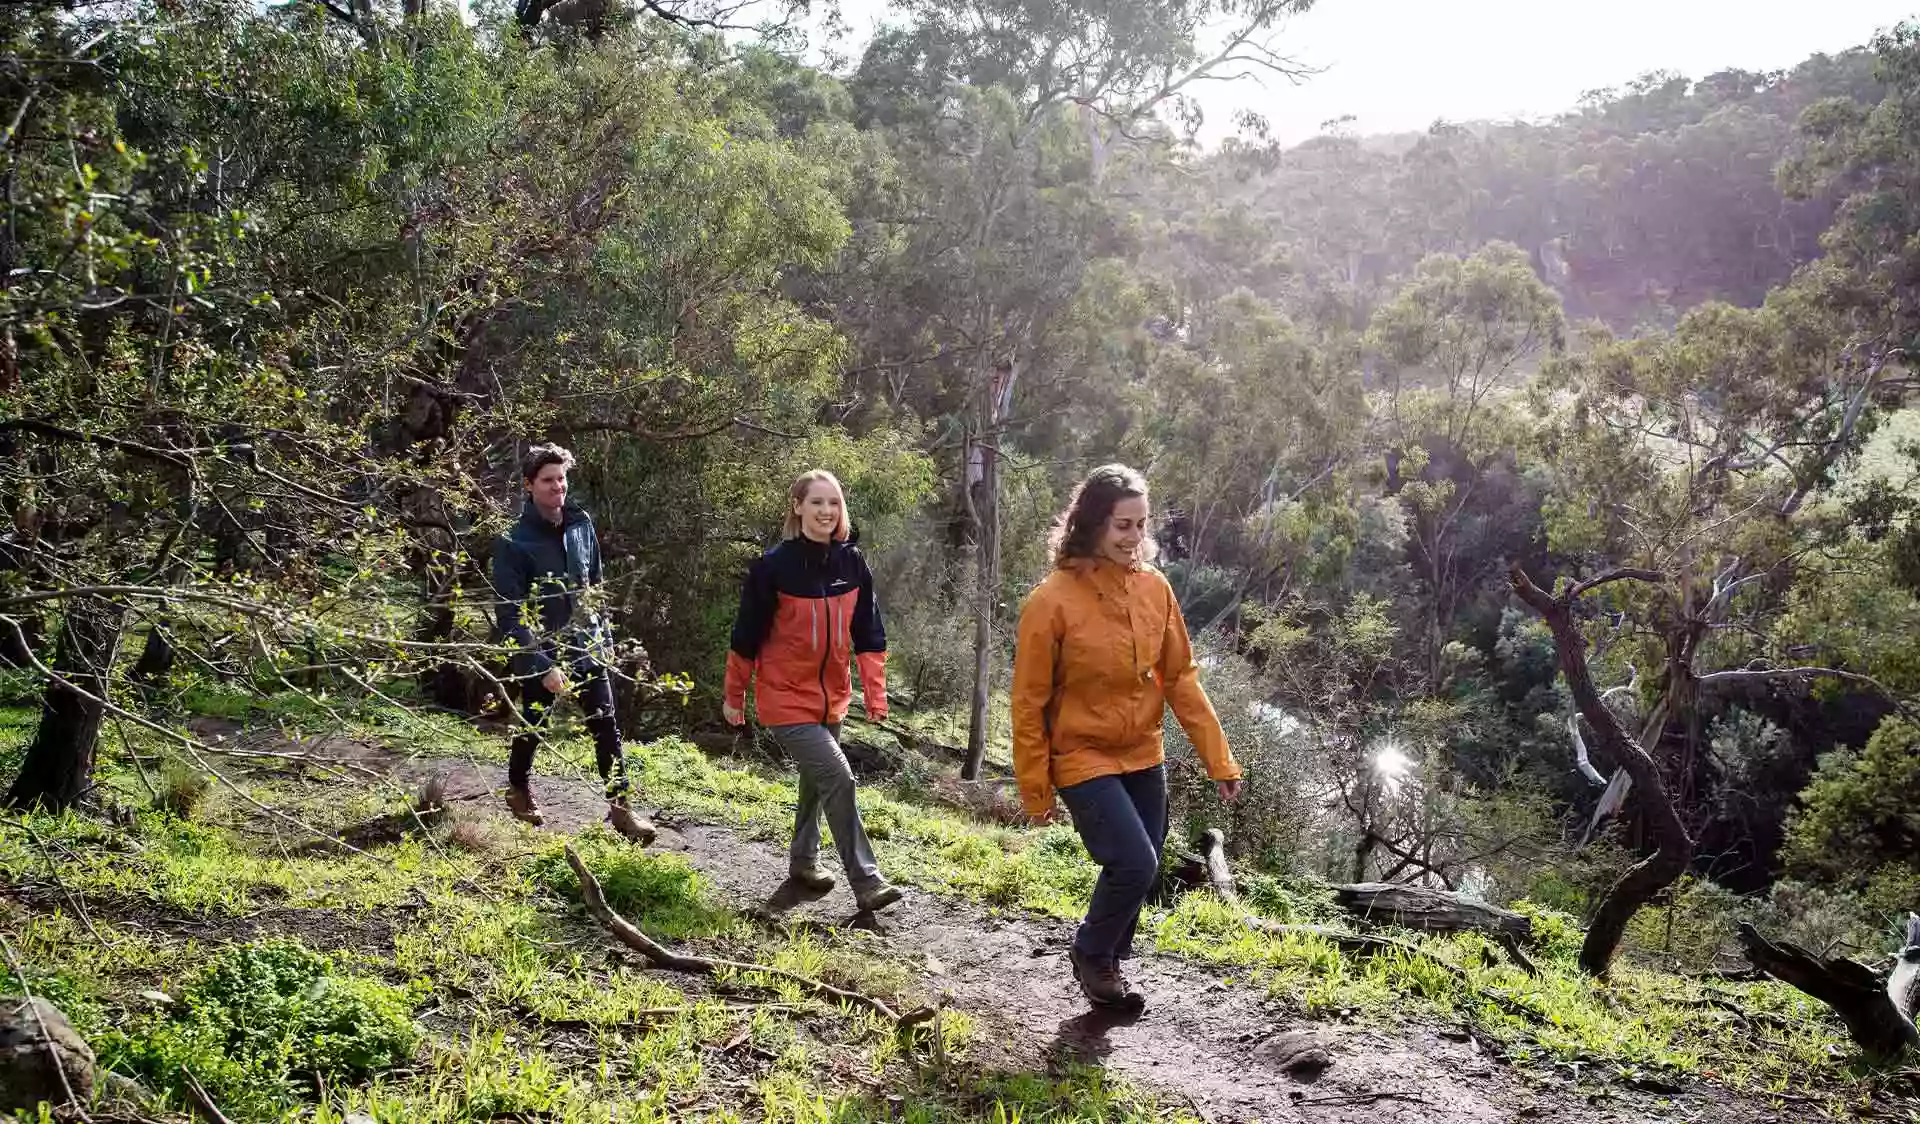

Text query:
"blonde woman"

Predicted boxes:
[[723, 470, 903, 914]]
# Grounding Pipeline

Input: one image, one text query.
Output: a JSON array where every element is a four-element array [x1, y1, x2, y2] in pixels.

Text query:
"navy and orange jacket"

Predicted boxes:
[[725, 535, 887, 727]]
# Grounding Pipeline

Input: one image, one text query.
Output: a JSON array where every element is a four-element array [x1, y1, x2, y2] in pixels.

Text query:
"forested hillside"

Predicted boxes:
[[8, 0, 1920, 1120]]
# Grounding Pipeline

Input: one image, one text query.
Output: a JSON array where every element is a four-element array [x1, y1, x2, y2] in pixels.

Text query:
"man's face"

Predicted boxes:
[[528, 463, 568, 517]]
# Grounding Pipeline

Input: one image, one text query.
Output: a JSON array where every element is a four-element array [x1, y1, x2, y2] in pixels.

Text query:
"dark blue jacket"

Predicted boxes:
[[493, 500, 608, 678]]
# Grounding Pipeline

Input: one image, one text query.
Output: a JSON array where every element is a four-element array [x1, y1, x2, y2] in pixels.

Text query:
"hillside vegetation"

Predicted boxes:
[[7, 0, 1920, 1120]]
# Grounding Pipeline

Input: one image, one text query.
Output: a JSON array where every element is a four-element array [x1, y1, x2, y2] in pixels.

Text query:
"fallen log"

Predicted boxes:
[[1188, 829, 1540, 979], [1737, 916, 1920, 1062], [1331, 882, 1533, 941], [564, 845, 940, 1035]]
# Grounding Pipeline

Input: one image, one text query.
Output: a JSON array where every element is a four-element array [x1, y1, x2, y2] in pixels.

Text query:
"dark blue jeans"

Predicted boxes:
[[1059, 765, 1168, 962]]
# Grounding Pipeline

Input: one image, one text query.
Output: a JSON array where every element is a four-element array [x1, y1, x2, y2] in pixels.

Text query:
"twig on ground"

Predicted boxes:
[[180, 1066, 237, 1124], [1293, 1089, 1427, 1107]]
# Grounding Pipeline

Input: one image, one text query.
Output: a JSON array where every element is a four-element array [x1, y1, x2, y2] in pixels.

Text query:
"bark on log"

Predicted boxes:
[[1737, 919, 1920, 1062], [1332, 882, 1534, 940]]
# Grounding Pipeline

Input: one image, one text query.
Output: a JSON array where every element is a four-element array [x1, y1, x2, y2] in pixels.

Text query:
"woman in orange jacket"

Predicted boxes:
[[1011, 464, 1243, 1011]]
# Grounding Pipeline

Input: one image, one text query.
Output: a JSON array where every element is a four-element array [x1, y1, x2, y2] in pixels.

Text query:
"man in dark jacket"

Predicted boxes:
[[493, 443, 653, 843]]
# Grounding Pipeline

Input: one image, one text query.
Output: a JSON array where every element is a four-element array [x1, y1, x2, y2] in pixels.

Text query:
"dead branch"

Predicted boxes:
[[564, 845, 936, 1029], [1737, 922, 1919, 1061], [179, 1067, 235, 1124]]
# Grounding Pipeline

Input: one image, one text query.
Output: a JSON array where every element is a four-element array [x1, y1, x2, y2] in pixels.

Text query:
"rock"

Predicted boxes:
[[0, 996, 96, 1110], [136, 990, 175, 1008], [1253, 1030, 1332, 1076], [345, 1112, 379, 1124], [98, 1072, 153, 1111]]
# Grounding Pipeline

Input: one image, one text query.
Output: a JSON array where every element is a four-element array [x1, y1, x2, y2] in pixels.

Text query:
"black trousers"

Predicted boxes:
[[506, 659, 629, 800]]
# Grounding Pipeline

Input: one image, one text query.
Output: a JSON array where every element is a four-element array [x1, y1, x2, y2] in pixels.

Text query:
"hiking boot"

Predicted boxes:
[[1069, 949, 1145, 1013], [763, 874, 832, 914], [791, 863, 835, 892], [504, 785, 544, 826], [606, 800, 657, 846], [853, 880, 904, 914]]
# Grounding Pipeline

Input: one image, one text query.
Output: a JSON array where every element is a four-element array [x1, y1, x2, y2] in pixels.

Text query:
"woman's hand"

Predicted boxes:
[[1027, 805, 1056, 826], [1216, 779, 1244, 804], [722, 702, 745, 727]]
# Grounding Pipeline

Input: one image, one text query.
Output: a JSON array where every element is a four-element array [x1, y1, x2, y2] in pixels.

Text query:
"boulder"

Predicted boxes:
[[0, 996, 96, 1110]]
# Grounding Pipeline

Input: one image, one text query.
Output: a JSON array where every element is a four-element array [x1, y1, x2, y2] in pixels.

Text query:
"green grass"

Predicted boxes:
[[0, 697, 1896, 1120], [632, 735, 1094, 917], [1, 739, 1197, 1124]]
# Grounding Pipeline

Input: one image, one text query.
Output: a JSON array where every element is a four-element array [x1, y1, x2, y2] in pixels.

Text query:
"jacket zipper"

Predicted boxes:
[[816, 546, 832, 724]]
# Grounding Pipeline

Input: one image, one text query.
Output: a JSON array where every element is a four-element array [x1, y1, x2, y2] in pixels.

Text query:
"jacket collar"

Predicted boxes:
[[788, 533, 837, 564], [518, 498, 588, 533], [1064, 555, 1143, 595]]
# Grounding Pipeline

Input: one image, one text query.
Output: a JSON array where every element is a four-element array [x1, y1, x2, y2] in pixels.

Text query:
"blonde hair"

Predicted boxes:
[[782, 469, 851, 542]]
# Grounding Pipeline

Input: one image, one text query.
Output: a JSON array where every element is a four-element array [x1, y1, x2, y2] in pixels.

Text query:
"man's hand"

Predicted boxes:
[[722, 702, 745, 727], [1027, 805, 1056, 826], [1216, 779, 1244, 804], [542, 668, 567, 696]]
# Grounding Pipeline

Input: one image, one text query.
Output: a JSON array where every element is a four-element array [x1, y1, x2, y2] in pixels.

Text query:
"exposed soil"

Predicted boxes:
[[387, 750, 1794, 1124]]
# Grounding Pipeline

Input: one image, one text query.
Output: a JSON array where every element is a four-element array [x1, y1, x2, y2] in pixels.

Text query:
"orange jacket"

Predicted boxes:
[[1010, 558, 1239, 818]]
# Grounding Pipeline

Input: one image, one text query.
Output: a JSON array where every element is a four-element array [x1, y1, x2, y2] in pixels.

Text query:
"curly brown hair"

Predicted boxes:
[[1049, 464, 1154, 568]]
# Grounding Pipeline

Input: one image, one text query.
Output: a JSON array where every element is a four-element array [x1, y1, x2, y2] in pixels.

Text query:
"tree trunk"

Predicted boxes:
[[130, 618, 175, 695], [0, 612, 40, 669], [5, 595, 126, 811], [1510, 563, 1693, 976], [1332, 882, 1534, 939], [961, 438, 999, 781]]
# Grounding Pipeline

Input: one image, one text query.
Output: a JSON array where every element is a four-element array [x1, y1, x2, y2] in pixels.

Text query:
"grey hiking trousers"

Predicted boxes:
[[766, 723, 882, 890]]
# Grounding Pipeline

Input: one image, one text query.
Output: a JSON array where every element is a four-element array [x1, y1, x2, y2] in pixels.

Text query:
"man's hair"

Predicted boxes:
[[520, 443, 575, 483]]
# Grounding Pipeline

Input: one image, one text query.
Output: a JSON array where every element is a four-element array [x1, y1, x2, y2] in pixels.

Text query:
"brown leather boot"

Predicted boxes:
[[1069, 949, 1145, 1013], [854, 880, 904, 913], [791, 862, 835, 892], [763, 874, 832, 914], [504, 785, 544, 826], [606, 800, 656, 846]]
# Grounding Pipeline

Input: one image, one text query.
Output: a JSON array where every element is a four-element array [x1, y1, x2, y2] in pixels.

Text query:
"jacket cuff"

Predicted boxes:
[[723, 651, 754, 711], [856, 651, 887, 714]]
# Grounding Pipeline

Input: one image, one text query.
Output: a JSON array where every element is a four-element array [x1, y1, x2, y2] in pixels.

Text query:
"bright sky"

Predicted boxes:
[[825, 0, 1920, 147]]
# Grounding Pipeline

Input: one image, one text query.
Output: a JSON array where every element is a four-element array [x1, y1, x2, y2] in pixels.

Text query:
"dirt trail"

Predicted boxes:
[[401, 752, 1776, 1124]]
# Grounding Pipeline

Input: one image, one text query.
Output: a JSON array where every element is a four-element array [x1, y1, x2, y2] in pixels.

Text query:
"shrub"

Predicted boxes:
[[153, 758, 211, 820], [1162, 635, 1316, 870], [100, 939, 418, 1118]]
